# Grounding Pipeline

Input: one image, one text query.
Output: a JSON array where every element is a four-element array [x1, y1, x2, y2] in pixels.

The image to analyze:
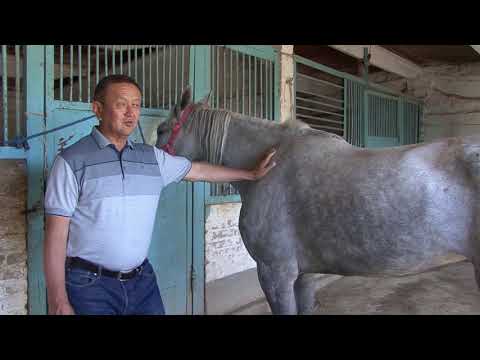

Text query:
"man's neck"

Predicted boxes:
[[97, 125, 128, 151]]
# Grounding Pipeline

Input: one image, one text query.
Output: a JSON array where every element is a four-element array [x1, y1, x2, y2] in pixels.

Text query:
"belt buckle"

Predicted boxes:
[[117, 271, 127, 281]]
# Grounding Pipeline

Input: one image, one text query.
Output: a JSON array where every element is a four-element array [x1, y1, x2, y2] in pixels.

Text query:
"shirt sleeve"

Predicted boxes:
[[154, 147, 192, 187], [44, 155, 79, 217]]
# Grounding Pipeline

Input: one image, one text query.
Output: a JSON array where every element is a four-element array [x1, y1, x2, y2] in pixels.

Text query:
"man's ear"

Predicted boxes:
[[92, 100, 103, 120]]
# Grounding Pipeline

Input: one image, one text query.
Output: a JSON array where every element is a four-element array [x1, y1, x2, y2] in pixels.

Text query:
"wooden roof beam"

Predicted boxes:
[[328, 45, 423, 79]]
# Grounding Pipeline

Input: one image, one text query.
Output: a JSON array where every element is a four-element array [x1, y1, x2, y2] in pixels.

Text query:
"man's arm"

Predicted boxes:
[[44, 215, 75, 315], [184, 150, 276, 182]]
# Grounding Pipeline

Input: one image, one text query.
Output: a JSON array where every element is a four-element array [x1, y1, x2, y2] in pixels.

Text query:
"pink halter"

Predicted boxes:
[[161, 104, 194, 156]]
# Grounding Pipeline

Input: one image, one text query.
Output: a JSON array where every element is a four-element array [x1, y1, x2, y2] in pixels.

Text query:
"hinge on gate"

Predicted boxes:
[[191, 265, 197, 282]]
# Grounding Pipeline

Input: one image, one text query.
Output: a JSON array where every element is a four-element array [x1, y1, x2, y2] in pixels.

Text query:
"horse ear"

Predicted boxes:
[[199, 90, 212, 107], [180, 86, 192, 110], [167, 104, 181, 124]]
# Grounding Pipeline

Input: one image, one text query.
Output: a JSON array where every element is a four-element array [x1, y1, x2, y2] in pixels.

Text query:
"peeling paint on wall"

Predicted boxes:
[[205, 203, 256, 283]]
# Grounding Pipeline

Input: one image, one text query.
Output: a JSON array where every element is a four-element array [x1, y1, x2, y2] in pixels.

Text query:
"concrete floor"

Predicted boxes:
[[226, 261, 480, 315]]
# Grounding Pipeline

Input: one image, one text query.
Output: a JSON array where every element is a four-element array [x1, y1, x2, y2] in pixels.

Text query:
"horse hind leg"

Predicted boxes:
[[256, 261, 298, 315]]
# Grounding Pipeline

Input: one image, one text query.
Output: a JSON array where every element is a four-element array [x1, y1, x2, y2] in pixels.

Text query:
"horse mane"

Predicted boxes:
[[186, 107, 340, 165], [186, 109, 232, 165]]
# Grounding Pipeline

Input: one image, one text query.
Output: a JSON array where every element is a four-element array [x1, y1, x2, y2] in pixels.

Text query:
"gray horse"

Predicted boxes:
[[156, 88, 480, 315]]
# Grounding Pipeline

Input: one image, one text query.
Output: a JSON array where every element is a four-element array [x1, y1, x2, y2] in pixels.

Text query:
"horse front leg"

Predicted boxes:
[[256, 261, 299, 315]]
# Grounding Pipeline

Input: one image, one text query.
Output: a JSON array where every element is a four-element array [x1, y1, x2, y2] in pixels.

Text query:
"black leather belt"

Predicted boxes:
[[66, 257, 147, 281]]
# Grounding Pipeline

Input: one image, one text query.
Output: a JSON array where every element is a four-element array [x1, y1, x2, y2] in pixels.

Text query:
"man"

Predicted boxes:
[[44, 74, 276, 315]]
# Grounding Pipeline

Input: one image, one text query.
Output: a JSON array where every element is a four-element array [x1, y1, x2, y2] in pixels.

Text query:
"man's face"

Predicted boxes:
[[93, 82, 142, 138]]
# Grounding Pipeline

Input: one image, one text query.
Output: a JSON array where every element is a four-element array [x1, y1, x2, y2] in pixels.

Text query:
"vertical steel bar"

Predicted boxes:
[[134, 45, 138, 81], [162, 45, 166, 108], [60, 45, 63, 101], [15, 45, 20, 135], [351, 81, 354, 144], [265, 60, 270, 119], [236, 50, 239, 112], [248, 55, 251, 116], [175, 45, 178, 103], [216, 46, 219, 108], [149, 46, 152, 108], [209, 47, 213, 107], [208, 47, 211, 106], [142, 46, 145, 107], [254, 57, 257, 117], [168, 45, 172, 107], [96, 45, 99, 88], [2, 46, 7, 142], [104, 45, 108, 77], [70, 45, 73, 101], [242, 53, 245, 114], [181, 45, 185, 91], [229, 48, 232, 110], [270, 61, 273, 119], [112, 45, 116, 75], [156, 45, 159, 108], [269, 60, 272, 119], [128, 45, 131, 76], [78, 45, 82, 101], [223, 48, 226, 109], [87, 45, 91, 102], [120, 45, 123, 74], [354, 83, 361, 146], [355, 83, 357, 144], [260, 59, 263, 118]]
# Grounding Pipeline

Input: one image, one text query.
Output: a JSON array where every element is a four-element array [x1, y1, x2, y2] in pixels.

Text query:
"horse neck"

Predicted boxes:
[[220, 114, 289, 170]]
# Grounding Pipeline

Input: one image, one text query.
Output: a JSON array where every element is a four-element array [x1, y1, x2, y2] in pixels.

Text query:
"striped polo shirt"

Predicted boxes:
[[44, 126, 192, 271]]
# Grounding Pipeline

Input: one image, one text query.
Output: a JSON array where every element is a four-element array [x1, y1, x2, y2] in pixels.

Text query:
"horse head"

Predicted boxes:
[[156, 86, 211, 160]]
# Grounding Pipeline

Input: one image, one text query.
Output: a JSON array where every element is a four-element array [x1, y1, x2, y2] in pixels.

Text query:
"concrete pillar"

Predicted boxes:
[[278, 45, 294, 123]]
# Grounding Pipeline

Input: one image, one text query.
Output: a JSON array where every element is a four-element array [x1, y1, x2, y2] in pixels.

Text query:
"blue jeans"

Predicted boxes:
[[65, 259, 165, 315]]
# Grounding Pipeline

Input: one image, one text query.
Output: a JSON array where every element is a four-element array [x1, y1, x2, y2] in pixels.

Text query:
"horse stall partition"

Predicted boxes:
[[206, 45, 278, 204], [11, 45, 201, 314], [294, 55, 423, 148], [0, 45, 26, 159]]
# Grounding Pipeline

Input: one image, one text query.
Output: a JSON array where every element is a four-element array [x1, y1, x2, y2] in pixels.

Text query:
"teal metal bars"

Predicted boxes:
[[70, 45, 73, 101], [175, 45, 178, 106], [112, 45, 116, 75], [1, 45, 27, 145], [162, 45, 165, 108], [87, 46, 90, 101], [96, 45, 99, 87], [142, 46, 145, 107], [78, 45, 82, 101], [104, 45, 108, 78], [208, 45, 277, 197], [168, 45, 171, 107], [149, 46, 152, 108], [127, 45, 131, 76], [2, 45, 8, 142], [236, 50, 239, 112], [15, 45, 20, 135], [120, 45, 123, 75], [156, 45, 159, 108], [60, 45, 63, 101]]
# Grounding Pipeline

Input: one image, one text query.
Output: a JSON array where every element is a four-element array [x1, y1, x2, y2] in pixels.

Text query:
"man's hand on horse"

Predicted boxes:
[[251, 149, 277, 180]]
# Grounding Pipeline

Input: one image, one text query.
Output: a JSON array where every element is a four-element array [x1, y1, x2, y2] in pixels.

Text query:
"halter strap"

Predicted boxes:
[[161, 104, 194, 155]]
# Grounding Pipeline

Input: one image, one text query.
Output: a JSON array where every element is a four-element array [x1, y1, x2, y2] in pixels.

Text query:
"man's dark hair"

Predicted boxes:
[[93, 75, 142, 103]]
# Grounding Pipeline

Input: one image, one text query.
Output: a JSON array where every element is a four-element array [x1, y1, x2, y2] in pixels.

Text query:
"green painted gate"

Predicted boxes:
[[364, 91, 400, 148], [3, 45, 280, 314], [295, 55, 423, 149], [24, 45, 205, 315]]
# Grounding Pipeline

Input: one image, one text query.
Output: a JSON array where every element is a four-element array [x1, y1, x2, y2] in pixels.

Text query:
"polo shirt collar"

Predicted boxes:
[[91, 126, 134, 150]]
